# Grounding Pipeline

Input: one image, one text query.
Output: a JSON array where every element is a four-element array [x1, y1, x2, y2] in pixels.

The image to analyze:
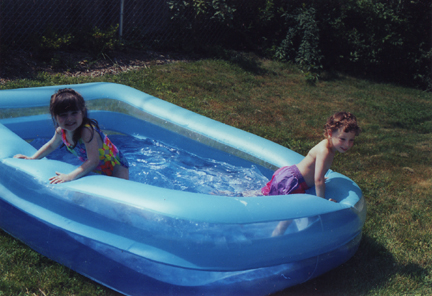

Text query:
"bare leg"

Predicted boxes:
[[272, 220, 292, 236]]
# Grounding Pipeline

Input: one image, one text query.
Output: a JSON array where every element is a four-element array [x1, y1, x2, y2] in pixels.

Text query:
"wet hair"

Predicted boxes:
[[50, 88, 99, 148], [324, 111, 361, 137]]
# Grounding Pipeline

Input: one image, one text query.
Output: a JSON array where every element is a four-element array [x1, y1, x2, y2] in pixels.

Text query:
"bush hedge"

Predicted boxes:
[[172, 0, 431, 89], [8, 0, 430, 89]]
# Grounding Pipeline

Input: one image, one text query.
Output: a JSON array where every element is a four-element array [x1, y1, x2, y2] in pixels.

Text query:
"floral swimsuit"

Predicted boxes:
[[61, 125, 129, 176]]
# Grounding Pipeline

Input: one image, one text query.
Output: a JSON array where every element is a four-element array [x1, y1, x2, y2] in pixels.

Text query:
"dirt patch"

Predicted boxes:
[[0, 49, 199, 84]]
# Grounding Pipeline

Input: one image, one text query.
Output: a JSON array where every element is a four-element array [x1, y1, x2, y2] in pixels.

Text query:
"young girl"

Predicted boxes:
[[14, 88, 129, 183], [260, 111, 361, 235]]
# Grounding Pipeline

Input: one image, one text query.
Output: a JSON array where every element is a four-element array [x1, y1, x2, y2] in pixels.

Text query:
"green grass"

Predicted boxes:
[[1, 55, 431, 295]]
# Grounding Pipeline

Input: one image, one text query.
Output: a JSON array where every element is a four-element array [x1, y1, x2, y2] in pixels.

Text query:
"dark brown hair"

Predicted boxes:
[[50, 88, 99, 148], [324, 111, 361, 137]]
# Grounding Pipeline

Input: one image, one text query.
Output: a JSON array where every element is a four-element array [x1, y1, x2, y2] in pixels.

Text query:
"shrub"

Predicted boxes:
[[269, 0, 431, 88], [30, 25, 73, 61], [79, 25, 122, 58], [167, 0, 236, 50], [275, 4, 323, 81]]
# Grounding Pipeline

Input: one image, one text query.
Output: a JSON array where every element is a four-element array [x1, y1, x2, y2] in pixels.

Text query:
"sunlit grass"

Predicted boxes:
[[1, 55, 431, 295]]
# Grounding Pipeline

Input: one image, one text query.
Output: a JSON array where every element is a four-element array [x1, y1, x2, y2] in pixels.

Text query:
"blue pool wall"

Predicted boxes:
[[0, 83, 366, 296]]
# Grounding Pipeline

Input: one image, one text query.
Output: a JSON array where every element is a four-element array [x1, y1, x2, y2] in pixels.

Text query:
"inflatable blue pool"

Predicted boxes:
[[0, 83, 366, 296]]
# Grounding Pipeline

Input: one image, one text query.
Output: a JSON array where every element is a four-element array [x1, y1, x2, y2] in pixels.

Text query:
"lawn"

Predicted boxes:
[[1, 54, 431, 295]]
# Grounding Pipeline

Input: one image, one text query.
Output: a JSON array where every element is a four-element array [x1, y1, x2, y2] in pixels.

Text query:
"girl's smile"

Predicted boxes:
[[56, 110, 83, 131]]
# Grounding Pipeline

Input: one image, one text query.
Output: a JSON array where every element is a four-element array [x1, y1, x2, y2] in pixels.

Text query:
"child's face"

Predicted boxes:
[[328, 128, 356, 153], [56, 110, 83, 132]]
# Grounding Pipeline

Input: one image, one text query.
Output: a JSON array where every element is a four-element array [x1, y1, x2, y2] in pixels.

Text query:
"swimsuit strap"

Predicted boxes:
[[60, 129, 78, 156]]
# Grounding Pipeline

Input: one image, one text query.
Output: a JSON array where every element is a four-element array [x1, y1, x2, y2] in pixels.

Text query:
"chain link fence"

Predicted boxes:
[[0, 0, 247, 52]]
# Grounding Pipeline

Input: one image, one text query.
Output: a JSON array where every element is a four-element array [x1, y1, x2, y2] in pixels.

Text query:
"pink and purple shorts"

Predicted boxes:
[[261, 165, 309, 196]]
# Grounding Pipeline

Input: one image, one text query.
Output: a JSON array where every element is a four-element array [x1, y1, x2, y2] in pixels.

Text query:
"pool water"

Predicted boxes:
[[30, 134, 269, 196]]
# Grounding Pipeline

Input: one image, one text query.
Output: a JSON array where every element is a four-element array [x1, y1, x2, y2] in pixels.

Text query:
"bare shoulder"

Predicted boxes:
[[53, 127, 64, 141], [81, 125, 103, 146], [311, 139, 334, 162], [80, 126, 95, 143], [309, 139, 328, 156], [299, 140, 328, 168], [55, 126, 63, 135]]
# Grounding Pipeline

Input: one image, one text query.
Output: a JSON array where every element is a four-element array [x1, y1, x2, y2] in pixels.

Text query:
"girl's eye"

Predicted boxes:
[[58, 111, 80, 118]]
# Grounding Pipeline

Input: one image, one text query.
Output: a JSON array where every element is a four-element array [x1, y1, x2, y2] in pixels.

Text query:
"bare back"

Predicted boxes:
[[296, 139, 335, 188]]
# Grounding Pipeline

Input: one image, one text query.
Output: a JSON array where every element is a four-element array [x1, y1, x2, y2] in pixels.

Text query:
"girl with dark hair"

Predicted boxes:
[[14, 88, 129, 183]]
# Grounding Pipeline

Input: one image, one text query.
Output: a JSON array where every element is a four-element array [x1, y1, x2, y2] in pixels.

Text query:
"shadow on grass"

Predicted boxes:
[[273, 234, 429, 295], [209, 48, 270, 76], [318, 70, 347, 83], [228, 53, 269, 75]]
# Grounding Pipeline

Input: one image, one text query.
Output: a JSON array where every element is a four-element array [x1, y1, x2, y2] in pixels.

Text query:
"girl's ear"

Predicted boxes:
[[327, 129, 333, 138]]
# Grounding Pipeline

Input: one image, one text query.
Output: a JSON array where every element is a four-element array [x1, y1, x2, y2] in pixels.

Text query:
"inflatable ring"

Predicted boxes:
[[0, 83, 366, 296]]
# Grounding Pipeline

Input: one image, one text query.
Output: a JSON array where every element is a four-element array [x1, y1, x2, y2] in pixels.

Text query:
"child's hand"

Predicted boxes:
[[49, 172, 73, 184], [14, 154, 32, 159]]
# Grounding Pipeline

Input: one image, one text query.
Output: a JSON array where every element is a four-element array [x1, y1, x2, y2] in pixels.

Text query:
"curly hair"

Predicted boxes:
[[324, 111, 361, 137], [50, 88, 99, 148]]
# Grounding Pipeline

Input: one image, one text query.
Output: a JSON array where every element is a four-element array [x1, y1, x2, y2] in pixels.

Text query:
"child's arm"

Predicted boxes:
[[14, 128, 63, 160], [313, 147, 332, 199], [49, 127, 101, 184]]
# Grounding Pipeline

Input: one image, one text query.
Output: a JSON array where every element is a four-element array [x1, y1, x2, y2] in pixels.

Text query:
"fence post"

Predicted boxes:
[[119, 0, 124, 40]]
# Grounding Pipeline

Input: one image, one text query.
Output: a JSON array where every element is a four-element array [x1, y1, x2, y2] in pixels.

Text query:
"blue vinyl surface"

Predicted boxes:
[[0, 83, 366, 295]]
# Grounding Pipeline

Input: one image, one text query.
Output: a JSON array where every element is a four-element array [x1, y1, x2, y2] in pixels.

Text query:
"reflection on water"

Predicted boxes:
[[30, 134, 269, 196]]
